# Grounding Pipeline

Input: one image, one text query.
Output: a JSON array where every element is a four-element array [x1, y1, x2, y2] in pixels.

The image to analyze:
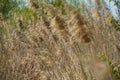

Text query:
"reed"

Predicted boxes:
[[0, 0, 120, 80]]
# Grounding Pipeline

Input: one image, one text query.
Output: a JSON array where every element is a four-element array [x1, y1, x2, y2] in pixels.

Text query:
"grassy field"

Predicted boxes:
[[0, 0, 120, 80]]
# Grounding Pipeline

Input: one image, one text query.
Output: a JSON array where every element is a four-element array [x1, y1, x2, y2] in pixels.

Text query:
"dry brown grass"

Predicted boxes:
[[0, 1, 120, 80]]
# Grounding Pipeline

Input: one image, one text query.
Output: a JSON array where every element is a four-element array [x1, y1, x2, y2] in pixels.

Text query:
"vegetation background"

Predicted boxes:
[[0, 0, 120, 80]]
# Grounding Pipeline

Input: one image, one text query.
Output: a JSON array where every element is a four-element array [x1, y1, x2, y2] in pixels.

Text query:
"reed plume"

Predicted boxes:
[[68, 10, 91, 43], [52, 16, 66, 30], [50, 15, 70, 41], [29, 0, 39, 10]]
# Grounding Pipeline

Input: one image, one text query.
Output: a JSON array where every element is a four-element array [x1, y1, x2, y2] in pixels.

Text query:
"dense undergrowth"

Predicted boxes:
[[0, 0, 120, 80]]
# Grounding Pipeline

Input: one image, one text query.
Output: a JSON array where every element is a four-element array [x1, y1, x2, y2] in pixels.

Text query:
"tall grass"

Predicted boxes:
[[0, 0, 120, 80]]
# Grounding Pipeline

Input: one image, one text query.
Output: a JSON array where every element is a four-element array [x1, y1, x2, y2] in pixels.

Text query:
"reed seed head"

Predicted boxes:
[[29, 0, 39, 10], [54, 16, 66, 30]]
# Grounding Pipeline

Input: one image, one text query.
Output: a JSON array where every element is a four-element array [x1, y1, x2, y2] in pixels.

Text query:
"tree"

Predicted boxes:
[[0, 0, 24, 19]]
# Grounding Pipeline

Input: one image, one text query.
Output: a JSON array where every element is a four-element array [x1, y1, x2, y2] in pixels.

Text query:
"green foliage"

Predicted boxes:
[[50, 0, 66, 14], [11, 7, 39, 31], [97, 53, 107, 62], [16, 8, 38, 21], [109, 61, 120, 80], [0, 0, 26, 19], [111, 16, 120, 30], [0, 0, 18, 19], [109, 0, 120, 6]]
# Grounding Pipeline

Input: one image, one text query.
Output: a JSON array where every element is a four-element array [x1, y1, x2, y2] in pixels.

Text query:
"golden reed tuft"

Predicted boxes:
[[68, 10, 91, 44], [29, 0, 39, 10], [17, 19, 24, 30], [53, 16, 66, 30], [50, 15, 70, 42], [71, 10, 85, 25]]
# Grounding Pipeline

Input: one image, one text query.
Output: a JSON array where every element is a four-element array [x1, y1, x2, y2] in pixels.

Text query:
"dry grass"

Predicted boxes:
[[0, 1, 120, 80]]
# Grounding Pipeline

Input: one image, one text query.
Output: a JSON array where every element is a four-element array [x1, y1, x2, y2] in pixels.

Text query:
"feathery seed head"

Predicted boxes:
[[17, 19, 23, 30], [80, 33, 91, 43], [52, 34, 59, 42], [70, 10, 85, 26], [29, 0, 39, 10], [51, 16, 66, 31], [69, 24, 91, 43]]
